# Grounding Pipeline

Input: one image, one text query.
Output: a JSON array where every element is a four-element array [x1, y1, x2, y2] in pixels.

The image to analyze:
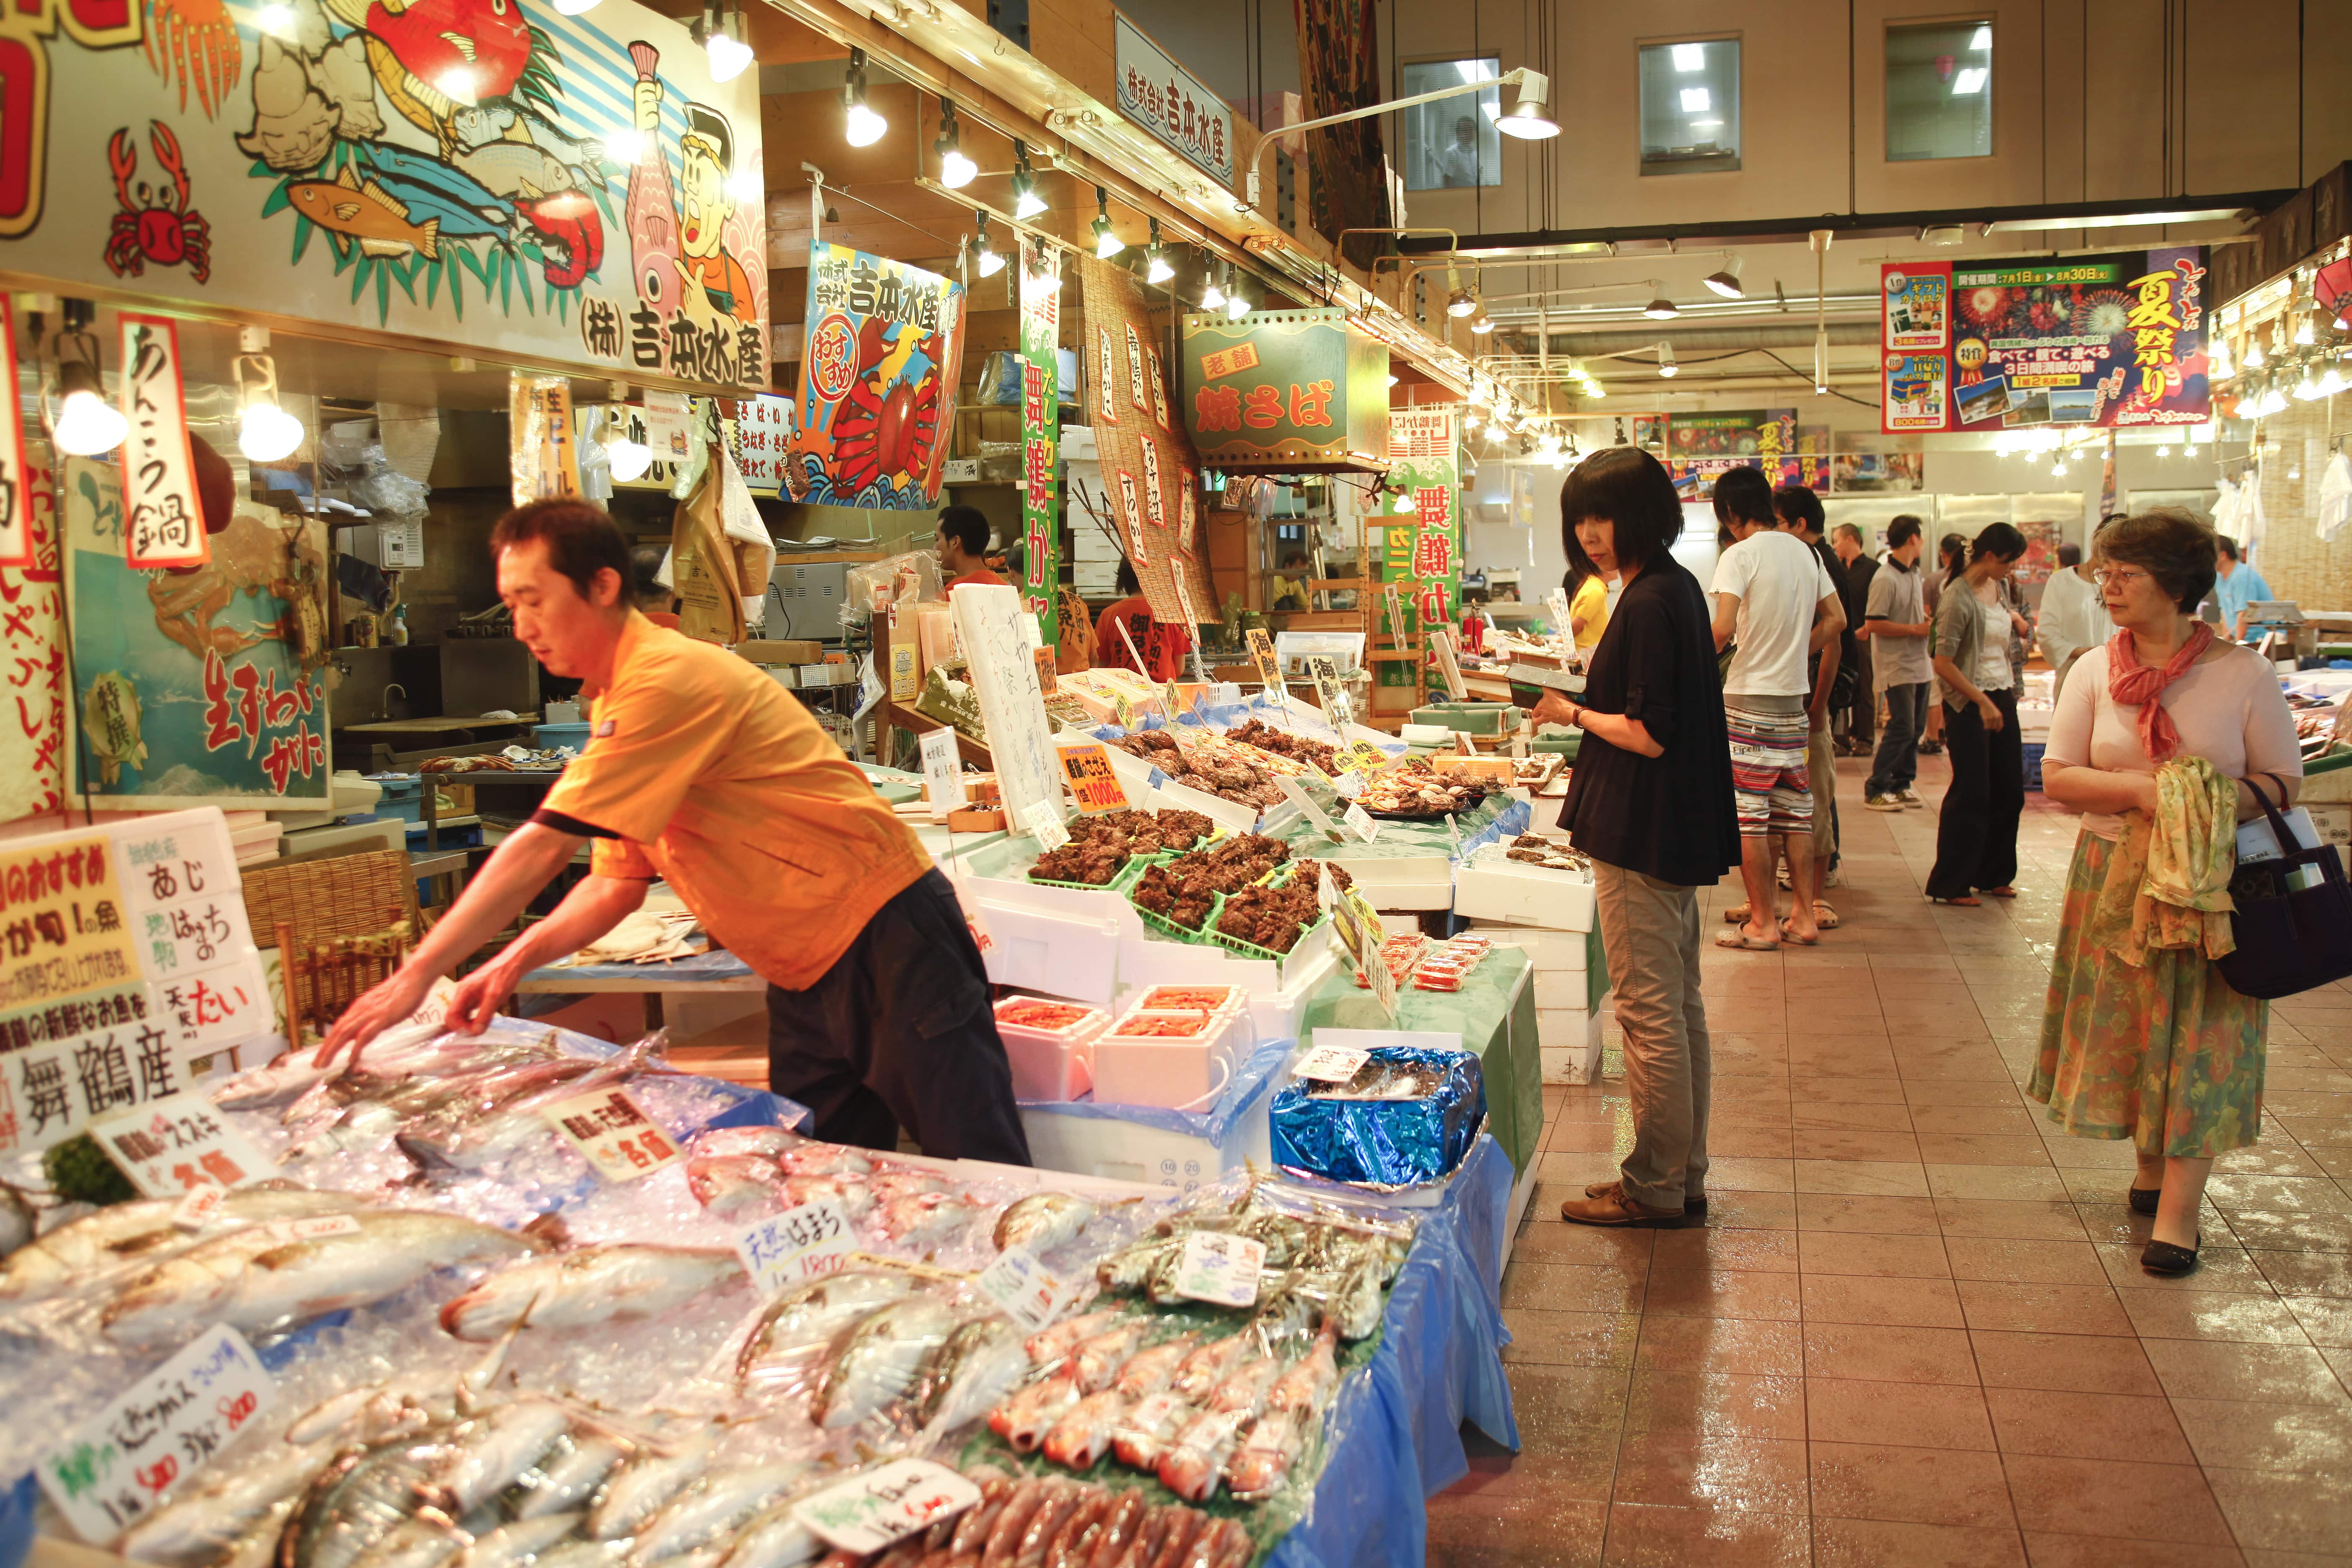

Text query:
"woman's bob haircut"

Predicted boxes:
[[1560, 446, 1683, 585]]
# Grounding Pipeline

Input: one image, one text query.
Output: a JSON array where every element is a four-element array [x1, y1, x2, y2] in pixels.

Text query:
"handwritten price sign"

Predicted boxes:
[[1331, 739, 1389, 777], [733, 1198, 858, 1297], [89, 1091, 274, 1199], [1059, 744, 1128, 814], [537, 1088, 678, 1182], [974, 1246, 1084, 1332], [1245, 627, 1284, 693], [794, 1458, 982, 1555], [1172, 1230, 1267, 1307]]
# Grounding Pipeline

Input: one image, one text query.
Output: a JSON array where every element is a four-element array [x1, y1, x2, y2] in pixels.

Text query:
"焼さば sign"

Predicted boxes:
[[786, 243, 967, 509]]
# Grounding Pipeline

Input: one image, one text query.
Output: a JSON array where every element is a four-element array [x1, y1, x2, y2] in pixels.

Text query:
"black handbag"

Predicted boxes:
[[2217, 773, 2352, 1000]]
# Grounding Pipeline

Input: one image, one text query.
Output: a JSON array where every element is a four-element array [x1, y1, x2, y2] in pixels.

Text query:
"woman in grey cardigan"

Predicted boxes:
[[1925, 524, 2030, 904]]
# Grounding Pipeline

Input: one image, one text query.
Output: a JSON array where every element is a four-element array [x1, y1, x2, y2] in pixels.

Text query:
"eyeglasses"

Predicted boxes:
[[2091, 566, 2151, 588]]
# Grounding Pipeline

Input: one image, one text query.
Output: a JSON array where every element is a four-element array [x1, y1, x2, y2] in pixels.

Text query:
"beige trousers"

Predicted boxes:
[[1593, 860, 1713, 1210]]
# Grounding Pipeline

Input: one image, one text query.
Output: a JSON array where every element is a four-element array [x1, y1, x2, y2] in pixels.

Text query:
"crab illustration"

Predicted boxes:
[[105, 121, 211, 285]]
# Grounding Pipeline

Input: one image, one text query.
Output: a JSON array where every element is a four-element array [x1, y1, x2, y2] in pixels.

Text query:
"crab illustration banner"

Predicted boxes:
[[0, 0, 766, 392], [785, 242, 966, 509], [62, 458, 332, 810]]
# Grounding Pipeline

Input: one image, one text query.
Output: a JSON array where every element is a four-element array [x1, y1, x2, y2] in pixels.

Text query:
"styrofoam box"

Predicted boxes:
[[1115, 931, 1341, 1043], [1453, 859, 1598, 931], [977, 903, 1124, 1004], [1539, 1007, 1605, 1084], [1093, 1033, 1226, 1110], [1533, 966, 1599, 1011], [1466, 921, 1593, 972], [1019, 1082, 1277, 1192], [993, 997, 1109, 1101]]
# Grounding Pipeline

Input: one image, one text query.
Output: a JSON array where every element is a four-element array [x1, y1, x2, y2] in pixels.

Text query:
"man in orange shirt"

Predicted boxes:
[[1093, 560, 1192, 681], [937, 505, 1005, 593], [319, 500, 1029, 1163]]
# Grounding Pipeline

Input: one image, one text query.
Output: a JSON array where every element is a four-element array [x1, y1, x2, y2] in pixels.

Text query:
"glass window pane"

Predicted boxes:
[[1887, 20, 1992, 161], [1637, 39, 1740, 175], [1400, 57, 1501, 191]]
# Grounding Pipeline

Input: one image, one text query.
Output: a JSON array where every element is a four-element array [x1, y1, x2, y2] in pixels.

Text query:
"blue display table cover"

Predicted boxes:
[[1270, 1047, 1487, 1188]]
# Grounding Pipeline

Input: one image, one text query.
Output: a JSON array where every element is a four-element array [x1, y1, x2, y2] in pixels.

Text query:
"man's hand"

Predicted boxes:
[[448, 958, 523, 1037], [315, 966, 436, 1070], [1976, 695, 2004, 733], [1531, 692, 1578, 729]]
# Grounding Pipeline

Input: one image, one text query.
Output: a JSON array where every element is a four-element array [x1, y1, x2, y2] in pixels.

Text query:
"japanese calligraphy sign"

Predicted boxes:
[[1018, 235, 1061, 645], [733, 1197, 856, 1295], [0, 299, 34, 567], [794, 1459, 982, 1556], [1380, 406, 1462, 655], [727, 393, 792, 489], [64, 459, 330, 809], [1096, 324, 1120, 426], [1182, 306, 1390, 472], [39, 1324, 274, 1544], [510, 374, 584, 508], [1651, 409, 1805, 498], [787, 242, 966, 508], [1059, 743, 1128, 812], [88, 1089, 272, 1197], [0, 831, 136, 1011], [0, 462, 65, 823], [1113, 14, 1235, 185], [1881, 248, 2210, 433], [540, 1086, 679, 1181], [1306, 654, 1353, 726], [115, 316, 206, 570]]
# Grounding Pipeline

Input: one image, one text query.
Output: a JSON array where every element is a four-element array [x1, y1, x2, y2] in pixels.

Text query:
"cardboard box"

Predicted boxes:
[[735, 639, 825, 666]]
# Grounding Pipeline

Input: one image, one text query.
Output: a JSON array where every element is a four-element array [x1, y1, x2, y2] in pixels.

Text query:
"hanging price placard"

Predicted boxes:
[[794, 1459, 981, 1556], [1171, 1230, 1266, 1306], [973, 1246, 1084, 1332], [1305, 655, 1353, 727], [1344, 801, 1380, 843], [1332, 739, 1389, 777], [1245, 628, 1284, 693], [919, 727, 966, 820], [116, 315, 208, 570], [1021, 800, 1070, 851], [1059, 743, 1128, 813]]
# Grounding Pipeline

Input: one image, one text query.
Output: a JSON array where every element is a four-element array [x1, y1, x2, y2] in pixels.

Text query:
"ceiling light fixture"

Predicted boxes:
[[1643, 287, 1677, 320], [1446, 286, 1478, 318], [1011, 141, 1045, 219], [1493, 70, 1560, 139], [600, 385, 652, 482], [1225, 272, 1249, 320], [1656, 340, 1677, 378], [1470, 307, 1493, 334], [1702, 255, 1745, 298], [695, 0, 752, 84], [1091, 186, 1123, 260], [1200, 262, 1226, 312], [971, 211, 1003, 278], [1145, 219, 1173, 284], [935, 101, 974, 187], [842, 47, 886, 145], [232, 326, 304, 464], [46, 300, 126, 457]]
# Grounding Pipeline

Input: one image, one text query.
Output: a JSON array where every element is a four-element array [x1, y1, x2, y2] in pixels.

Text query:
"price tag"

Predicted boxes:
[[734, 1198, 857, 1295], [169, 1184, 226, 1230], [1332, 771, 1364, 799], [250, 1215, 361, 1247], [1245, 627, 1285, 694], [792, 1458, 982, 1555], [1305, 655, 1353, 728], [1021, 801, 1070, 851], [1331, 739, 1388, 776], [39, 1324, 274, 1543], [537, 1087, 679, 1182], [1171, 1230, 1266, 1307], [920, 727, 966, 821], [1295, 1043, 1370, 1083], [974, 1246, 1084, 1332], [1020, 614, 1044, 650], [1113, 692, 1137, 730], [1059, 744, 1129, 813], [1344, 802, 1380, 843], [89, 1091, 275, 1199], [1273, 776, 1340, 843], [1031, 645, 1057, 697]]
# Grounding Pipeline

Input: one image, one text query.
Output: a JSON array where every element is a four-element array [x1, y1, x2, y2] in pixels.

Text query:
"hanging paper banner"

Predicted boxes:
[[787, 242, 966, 508], [1079, 256, 1215, 626], [0, 464, 64, 824], [1017, 235, 1060, 646], [509, 374, 583, 507], [1380, 407, 1460, 685], [1114, 470, 1147, 563], [0, 299, 31, 567], [1146, 348, 1172, 432], [1096, 325, 1120, 425], [115, 316, 206, 570]]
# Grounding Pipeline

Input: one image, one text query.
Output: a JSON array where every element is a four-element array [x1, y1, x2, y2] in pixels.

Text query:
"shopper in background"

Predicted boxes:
[[1919, 532, 1968, 755], [2213, 536, 2275, 640], [629, 544, 681, 631], [1094, 559, 1193, 680], [1925, 523, 2030, 905], [936, 505, 1005, 592], [1567, 562, 1612, 649], [1862, 516, 1933, 811], [2033, 508, 2302, 1275], [1709, 468, 1844, 949], [1832, 524, 1880, 756], [2036, 536, 2109, 703], [1270, 549, 1313, 613], [1774, 485, 1850, 929], [1540, 448, 1740, 1226]]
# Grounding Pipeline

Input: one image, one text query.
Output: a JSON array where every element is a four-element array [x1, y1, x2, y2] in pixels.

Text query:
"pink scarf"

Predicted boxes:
[[2106, 621, 2214, 763]]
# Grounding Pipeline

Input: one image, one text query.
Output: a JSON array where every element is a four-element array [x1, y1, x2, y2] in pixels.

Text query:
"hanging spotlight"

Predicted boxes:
[[600, 385, 653, 482], [1145, 219, 1173, 284], [841, 47, 886, 145], [1198, 262, 1226, 313], [1445, 276, 1478, 318], [232, 326, 304, 464], [935, 101, 975, 188], [1225, 273, 1249, 320], [2244, 328, 2267, 369], [1011, 142, 1046, 219], [2209, 335, 2235, 379], [46, 300, 125, 457], [1091, 187, 1124, 260], [1493, 69, 1560, 139], [2296, 361, 2326, 400], [1702, 255, 1746, 298], [2050, 454, 2067, 477], [1657, 340, 1678, 378], [1393, 489, 1416, 514], [1470, 307, 1493, 335], [2155, 444, 2170, 458], [695, 0, 753, 84], [971, 211, 1004, 278], [1643, 289, 1678, 320], [2296, 307, 2318, 346]]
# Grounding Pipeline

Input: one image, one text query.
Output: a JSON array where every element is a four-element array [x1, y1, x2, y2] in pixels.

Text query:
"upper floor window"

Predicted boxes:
[[1400, 57, 1502, 191], [1887, 20, 1992, 160], [1638, 38, 1741, 175]]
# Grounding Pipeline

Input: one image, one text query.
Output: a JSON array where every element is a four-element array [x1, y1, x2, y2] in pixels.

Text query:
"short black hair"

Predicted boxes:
[[1711, 465, 1774, 526], [2216, 536, 2241, 562], [2056, 542, 2082, 569], [1970, 521, 2027, 564], [1116, 558, 1139, 595], [936, 505, 990, 556], [490, 499, 631, 602], [1886, 515, 1922, 549], [1559, 446, 1683, 580], [1279, 549, 1308, 567], [1832, 523, 1864, 545], [2103, 508, 2219, 612], [1772, 484, 1825, 534]]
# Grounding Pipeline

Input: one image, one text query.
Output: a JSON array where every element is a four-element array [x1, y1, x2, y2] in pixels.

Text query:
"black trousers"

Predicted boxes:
[[765, 868, 1032, 1164], [1926, 689, 2024, 900]]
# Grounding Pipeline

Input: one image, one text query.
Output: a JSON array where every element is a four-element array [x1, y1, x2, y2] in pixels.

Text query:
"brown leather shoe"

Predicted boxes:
[[1561, 1182, 1689, 1227], [1584, 1179, 1706, 1217]]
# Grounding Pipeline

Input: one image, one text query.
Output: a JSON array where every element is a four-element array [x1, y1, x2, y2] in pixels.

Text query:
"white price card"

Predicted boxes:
[[734, 1198, 857, 1295], [89, 1091, 275, 1198], [1445, 813, 1462, 852], [1172, 1230, 1267, 1307], [1316, 863, 1338, 913], [1021, 800, 1070, 851], [919, 727, 966, 821], [1273, 776, 1341, 843], [1295, 1043, 1371, 1083], [39, 1323, 274, 1543], [793, 1458, 982, 1555], [1332, 771, 1364, 799], [1344, 802, 1380, 843], [974, 1246, 1084, 1333], [537, 1087, 680, 1182]]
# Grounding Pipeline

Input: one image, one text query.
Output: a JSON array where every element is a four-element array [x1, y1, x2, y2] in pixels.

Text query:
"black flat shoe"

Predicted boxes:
[[2128, 1187, 2161, 1215], [2141, 1234, 2201, 1276]]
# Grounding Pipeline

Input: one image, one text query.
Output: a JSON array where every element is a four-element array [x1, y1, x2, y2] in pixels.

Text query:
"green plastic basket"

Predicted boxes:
[[1131, 885, 1224, 943], [1026, 848, 1159, 895], [1208, 867, 1330, 969]]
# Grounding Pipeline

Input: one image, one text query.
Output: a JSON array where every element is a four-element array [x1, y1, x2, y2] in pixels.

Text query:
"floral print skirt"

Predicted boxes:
[[2029, 831, 2268, 1157]]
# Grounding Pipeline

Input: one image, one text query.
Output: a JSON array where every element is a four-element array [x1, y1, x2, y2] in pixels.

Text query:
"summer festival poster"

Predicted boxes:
[[785, 242, 967, 509]]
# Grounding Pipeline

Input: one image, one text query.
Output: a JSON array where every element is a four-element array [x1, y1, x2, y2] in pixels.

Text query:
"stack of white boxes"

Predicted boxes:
[[1467, 920, 1609, 1085]]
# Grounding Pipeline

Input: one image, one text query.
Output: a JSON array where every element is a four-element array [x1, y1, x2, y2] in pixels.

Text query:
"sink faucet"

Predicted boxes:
[[379, 682, 408, 722]]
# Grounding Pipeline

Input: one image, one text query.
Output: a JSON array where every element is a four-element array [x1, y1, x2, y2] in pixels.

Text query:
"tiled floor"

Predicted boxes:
[[1430, 748, 2352, 1567]]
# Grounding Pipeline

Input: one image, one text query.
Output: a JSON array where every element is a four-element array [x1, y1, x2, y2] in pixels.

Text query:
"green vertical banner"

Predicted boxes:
[[1379, 406, 1460, 685], [1018, 235, 1061, 645]]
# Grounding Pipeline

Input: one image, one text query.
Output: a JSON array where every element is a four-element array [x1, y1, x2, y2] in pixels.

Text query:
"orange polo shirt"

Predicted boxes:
[[946, 566, 1006, 593], [537, 613, 929, 991]]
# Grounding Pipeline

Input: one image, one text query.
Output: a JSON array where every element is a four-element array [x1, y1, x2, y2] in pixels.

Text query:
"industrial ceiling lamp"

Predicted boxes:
[[842, 47, 886, 146], [46, 299, 125, 458], [1470, 306, 1493, 334], [232, 326, 304, 464], [1493, 70, 1560, 139], [1642, 285, 1677, 320], [971, 211, 1004, 278], [696, 0, 752, 84], [600, 384, 653, 482], [1199, 261, 1226, 312], [1445, 268, 1477, 317], [1091, 187, 1124, 260], [2244, 326, 2268, 369], [1702, 255, 1745, 299], [935, 101, 975, 188], [1010, 142, 1046, 219], [1657, 340, 1678, 378], [1225, 271, 1250, 320], [1145, 219, 1173, 284]]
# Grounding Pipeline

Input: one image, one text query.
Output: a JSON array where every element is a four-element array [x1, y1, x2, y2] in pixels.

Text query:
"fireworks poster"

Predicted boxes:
[[1881, 249, 2210, 433], [786, 242, 967, 509]]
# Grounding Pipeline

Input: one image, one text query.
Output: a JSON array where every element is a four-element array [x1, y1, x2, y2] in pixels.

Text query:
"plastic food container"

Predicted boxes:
[[1131, 984, 1245, 1014], [1092, 1008, 1237, 1109], [992, 995, 1110, 1101]]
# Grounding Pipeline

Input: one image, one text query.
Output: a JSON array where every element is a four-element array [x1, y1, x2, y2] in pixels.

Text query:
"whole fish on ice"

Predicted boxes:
[[810, 1294, 954, 1428], [440, 1245, 745, 1339]]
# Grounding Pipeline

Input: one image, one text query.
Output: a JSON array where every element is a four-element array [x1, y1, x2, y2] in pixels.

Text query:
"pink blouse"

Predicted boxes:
[[2044, 641, 2303, 841]]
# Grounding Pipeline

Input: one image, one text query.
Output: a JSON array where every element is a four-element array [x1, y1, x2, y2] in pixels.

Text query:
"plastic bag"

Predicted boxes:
[[973, 350, 1022, 406]]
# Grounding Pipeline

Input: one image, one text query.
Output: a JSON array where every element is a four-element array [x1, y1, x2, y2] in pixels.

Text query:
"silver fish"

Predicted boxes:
[[427, 1400, 575, 1515], [714, 1498, 823, 1568], [533, 1547, 629, 1568], [284, 1329, 513, 1446], [873, 1192, 975, 1249], [625, 1461, 812, 1565], [368, 1516, 468, 1568], [116, 1440, 337, 1564], [280, 1435, 446, 1568], [455, 1511, 585, 1568], [734, 1271, 914, 1392], [1093, 1236, 1180, 1295], [440, 1246, 745, 1340], [811, 1295, 954, 1428], [587, 1433, 715, 1540], [912, 1317, 1028, 1434], [1, 1186, 368, 1305], [685, 1126, 800, 1161], [990, 1193, 1096, 1255], [511, 1433, 627, 1520]]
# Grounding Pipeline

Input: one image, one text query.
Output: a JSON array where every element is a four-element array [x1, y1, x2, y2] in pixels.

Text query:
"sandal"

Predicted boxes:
[[1813, 901, 1841, 930], [1978, 886, 2018, 899], [1723, 904, 1751, 924], [1715, 929, 1780, 952], [1776, 916, 1820, 947]]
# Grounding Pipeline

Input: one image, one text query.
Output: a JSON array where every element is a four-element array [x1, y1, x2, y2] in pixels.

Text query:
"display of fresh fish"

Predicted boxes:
[[1093, 1236, 1180, 1296], [0, 1182, 33, 1261], [1223, 1404, 1310, 1503], [0, 1186, 370, 1306], [775, 1142, 872, 1177], [1033, 1489, 1108, 1565], [284, 1329, 515, 1446], [943, 1478, 1015, 1558], [1267, 1323, 1340, 1413], [1330, 1259, 1385, 1341], [1108, 1390, 1193, 1471], [685, 1125, 800, 1162], [1040, 1389, 1127, 1471], [714, 1496, 825, 1568], [115, 1439, 336, 1565], [535, 1545, 630, 1568], [1140, 1499, 1204, 1567], [426, 1400, 575, 1515], [778, 1173, 875, 1220], [811, 1294, 954, 1428], [687, 1155, 786, 1219], [395, 1056, 628, 1171], [866, 1170, 946, 1200], [280, 1431, 446, 1568], [588, 1433, 716, 1540], [1109, 1334, 1197, 1400], [1157, 1408, 1250, 1504], [454, 1511, 584, 1568], [874, 1191, 975, 1248], [1202, 1356, 1280, 1416], [1070, 1322, 1148, 1393], [1183, 1517, 1253, 1568], [913, 1317, 1028, 1434], [992, 1193, 1097, 1255], [988, 1371, 1081, 1454], [1166, 1335, 1253, 1401], [441, 1246, 745, 1340], [513, 1431, 627, 1520], [735, 1270, 915, 1391], [626, 1461, 812, 1565], [976, 1477, 1055, 1566], [1024, 1308, 1126, 1369]]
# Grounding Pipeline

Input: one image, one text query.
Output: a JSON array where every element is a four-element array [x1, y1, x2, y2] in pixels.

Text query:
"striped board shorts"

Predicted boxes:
[[1725, 699, 1813, 837]]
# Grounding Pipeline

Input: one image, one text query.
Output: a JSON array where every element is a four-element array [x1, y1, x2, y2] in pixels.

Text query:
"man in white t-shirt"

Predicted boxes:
[[2035, 538, 2108, 703], [1707, 467, 1844, 949]]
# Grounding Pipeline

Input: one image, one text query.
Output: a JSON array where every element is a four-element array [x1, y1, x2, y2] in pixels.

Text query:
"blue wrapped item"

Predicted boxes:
[[1269, 1047, 1486, 1189]]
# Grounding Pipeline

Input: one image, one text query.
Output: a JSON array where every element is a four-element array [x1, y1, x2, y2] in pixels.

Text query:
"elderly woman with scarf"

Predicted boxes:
[[2033, 510, 2303, 1276]]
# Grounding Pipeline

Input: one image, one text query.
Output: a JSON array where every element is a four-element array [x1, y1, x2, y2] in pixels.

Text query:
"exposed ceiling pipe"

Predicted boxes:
[[1531, 321, 1884, 356]]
